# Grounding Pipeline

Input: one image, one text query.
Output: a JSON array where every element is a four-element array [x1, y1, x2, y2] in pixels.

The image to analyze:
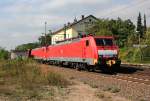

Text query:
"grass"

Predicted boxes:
[[0, 59, 70, 100], [90, 83, 99, 88], [103, 86, 120, 93], [96, 92, 105, 98], [95, 91, 113, 101], [47, 71, 70, 88]]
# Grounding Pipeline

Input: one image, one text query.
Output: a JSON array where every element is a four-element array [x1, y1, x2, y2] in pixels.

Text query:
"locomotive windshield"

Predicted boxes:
[[95, 38, 113, 46]]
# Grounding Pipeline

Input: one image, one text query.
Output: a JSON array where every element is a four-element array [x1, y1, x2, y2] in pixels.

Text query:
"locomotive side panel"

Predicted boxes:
[[81, 37, 98, 65], [31, 47, 46, 59], [46, 39, 83, 62], [45, 37, 98, 65]]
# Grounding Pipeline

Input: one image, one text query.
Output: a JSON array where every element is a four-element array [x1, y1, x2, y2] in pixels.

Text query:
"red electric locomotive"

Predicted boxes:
[[30, 35, 121, 71]]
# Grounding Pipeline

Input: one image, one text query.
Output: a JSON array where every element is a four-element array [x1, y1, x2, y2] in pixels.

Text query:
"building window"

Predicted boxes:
[[78, 32, 82, 37], [89, 19, 92, 22]]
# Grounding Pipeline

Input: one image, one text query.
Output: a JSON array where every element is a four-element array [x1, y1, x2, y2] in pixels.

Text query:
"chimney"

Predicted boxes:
[[81, 15, 84, 19], [74, 17, 77, 23], [68, 22, 71, 26]]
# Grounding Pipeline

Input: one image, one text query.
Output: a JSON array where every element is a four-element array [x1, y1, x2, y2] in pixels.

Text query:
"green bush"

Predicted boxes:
[[120, 47, 150, 63], [0, 47, 9, 60]]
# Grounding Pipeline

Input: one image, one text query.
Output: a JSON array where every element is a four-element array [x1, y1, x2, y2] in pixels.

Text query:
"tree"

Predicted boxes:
[[87, 19, 112, 36], [137, 12, 143, 38], [15, 42, 39, 51], [15, 30, 52, 51], [143, 14, 147, 34], [87, 18, 135, 47], [38, 33, 51, 46], [0, 47, 9, 60]]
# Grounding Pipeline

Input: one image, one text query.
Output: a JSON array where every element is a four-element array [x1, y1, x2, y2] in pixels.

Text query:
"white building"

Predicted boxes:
[[51, 15, 99, 44]]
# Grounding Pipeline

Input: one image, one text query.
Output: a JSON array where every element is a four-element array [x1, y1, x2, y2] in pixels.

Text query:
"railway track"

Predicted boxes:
[[85, 71, 150, 86], [104, 68, 150, 86], [45, 63, 150, 86], [112, 74, 150, 86], [75, 65, 150, 86]]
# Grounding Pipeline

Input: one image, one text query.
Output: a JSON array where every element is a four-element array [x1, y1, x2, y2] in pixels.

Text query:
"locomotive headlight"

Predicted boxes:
[[112, 60, 116, 64], [94, 59, 98, 64]]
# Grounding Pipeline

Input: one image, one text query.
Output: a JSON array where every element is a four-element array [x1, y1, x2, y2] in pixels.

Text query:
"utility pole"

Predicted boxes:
[[64, 24, 66, 40], [137, 31, 142, 61], [144, 14, 147, 34], [45, 21, 47, 45], [48, 30, 52, 45]]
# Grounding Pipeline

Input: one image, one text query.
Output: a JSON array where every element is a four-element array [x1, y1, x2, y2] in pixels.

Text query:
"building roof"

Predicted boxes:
[[52, 15, 99, 35]]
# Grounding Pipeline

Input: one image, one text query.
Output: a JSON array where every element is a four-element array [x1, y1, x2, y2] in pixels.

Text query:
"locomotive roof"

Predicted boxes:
[[54, 36, 114, 46], [94, 36, 114, 39]]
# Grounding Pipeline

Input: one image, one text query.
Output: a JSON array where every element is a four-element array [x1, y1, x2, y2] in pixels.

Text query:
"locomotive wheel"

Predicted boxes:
[[72, 63, 76, 69], [81, 63, 87, 70], [86, 66, 95, 72], [85, 66, 91, 71], [75, 63, 81, 71]]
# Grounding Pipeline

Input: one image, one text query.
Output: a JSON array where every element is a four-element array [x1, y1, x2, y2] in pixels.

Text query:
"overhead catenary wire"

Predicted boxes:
[[100, 0, 149, 18]]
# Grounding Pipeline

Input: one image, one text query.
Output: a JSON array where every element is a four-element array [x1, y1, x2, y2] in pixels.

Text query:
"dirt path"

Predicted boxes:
[[65, 81, 130, 101], [66, 81, 100, 101]]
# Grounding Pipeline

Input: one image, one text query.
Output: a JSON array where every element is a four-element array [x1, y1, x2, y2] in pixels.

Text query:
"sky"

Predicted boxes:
[[0, 0, 150, 50]]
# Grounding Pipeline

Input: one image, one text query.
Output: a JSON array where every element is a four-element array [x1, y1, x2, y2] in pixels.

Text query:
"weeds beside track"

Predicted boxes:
[[0, 59, 70, 100]]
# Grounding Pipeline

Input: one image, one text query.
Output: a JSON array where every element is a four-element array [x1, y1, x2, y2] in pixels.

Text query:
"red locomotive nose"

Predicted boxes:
[[94, 37, 118, 57]]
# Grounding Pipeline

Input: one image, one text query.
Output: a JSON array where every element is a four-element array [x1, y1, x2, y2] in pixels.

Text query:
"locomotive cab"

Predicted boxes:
[[94, 37, 121, 68]]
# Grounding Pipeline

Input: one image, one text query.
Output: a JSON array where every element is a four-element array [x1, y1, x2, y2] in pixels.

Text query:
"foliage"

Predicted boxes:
[[38, 34, 51, 46], [137, 12, 143, 38], [145, 27, 150, 44], [87, 18, 135, 47], [136, 12, 147, 38], [120, 47, 140, 63], [119, 28, 150, 63], [141, 28, 150, 62], [15, 42, 39, 51], [87, 18, 113, 35], [0, 47, 9, 60], [144, 14, 147, 34], [15, 33, 51, 51]]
